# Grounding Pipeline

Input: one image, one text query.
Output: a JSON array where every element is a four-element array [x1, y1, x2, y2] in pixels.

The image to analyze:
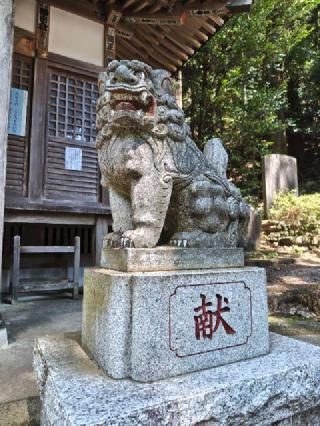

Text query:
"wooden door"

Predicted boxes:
[[44, 64, 100, 203]]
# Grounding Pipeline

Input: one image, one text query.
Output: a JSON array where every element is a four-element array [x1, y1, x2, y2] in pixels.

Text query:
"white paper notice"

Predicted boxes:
[[65, 147, 82, 171]]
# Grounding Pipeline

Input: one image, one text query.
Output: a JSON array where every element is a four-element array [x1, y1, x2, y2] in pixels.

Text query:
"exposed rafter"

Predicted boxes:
[[49, 0, 253, 72]]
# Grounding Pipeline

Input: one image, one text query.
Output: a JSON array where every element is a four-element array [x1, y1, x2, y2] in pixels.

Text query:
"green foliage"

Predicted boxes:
[[182, 0, 319, 196], [269, 191, 320, 237]]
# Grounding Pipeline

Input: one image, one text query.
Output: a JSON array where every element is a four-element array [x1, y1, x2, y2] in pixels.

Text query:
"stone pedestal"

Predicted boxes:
[[35, 246, 320, 424], [34, 332, 320, 425], [82, 248, 269, 382]]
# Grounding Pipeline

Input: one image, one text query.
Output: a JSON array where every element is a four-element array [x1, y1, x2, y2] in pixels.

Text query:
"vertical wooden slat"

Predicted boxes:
[[83, 227, 88, 254]]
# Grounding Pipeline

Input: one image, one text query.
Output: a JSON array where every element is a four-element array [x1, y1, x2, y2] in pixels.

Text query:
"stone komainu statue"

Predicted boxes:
[[96, 60, 249, 248]]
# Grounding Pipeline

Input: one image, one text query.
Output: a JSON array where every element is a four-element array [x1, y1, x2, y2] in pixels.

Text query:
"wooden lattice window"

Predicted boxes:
[[48, 73, 98, 143], [6, 54, 33, 196], [12, 56, 33, 90]]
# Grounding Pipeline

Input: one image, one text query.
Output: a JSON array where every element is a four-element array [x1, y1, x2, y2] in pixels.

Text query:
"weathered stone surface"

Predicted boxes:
[[101, 246, 244, 272], [96, 60, 250, 249], [0, 326, 8, 349], [82, 266, 269, 382], [34, 332, 320, 426], [203, 138, 228, 179], [263, 154, 298, 217]]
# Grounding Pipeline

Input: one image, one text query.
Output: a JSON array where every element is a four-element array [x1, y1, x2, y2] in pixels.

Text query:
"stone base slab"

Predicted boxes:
[[82, 267, 268, 381], [101, 247, 244, 272], [34, 333, 320, 426]]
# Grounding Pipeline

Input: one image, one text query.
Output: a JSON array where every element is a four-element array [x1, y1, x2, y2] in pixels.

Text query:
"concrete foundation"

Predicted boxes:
[[34, 332, 320, 426]]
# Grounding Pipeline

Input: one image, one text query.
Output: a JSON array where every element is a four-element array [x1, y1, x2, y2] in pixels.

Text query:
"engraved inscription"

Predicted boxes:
[[194, 294, 236, 340], [169, 282, 252, 357]]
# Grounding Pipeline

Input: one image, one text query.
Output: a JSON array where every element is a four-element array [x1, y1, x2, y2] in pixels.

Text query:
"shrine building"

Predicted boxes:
[[0, 0, 252, 300]]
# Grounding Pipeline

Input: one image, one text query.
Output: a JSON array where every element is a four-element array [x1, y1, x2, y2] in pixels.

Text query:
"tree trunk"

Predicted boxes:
[[198, 64, 208, 142]]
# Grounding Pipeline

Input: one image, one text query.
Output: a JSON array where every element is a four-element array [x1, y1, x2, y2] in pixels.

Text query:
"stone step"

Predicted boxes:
[[34, 332, 320, 425]]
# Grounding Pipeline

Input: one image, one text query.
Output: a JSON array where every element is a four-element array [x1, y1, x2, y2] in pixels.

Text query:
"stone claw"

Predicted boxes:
[[104, 231, 122, 249], [121, 237, 134, 248], [170, 239, 188, 248]]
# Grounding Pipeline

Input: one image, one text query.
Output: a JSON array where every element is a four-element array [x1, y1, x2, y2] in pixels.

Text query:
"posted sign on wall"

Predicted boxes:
[[65, 147, 82, 171], [8, 88, 28, 137]]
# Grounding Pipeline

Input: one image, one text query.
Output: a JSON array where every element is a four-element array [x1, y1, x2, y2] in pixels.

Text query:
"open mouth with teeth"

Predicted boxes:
[[107, 88, 156, 124]]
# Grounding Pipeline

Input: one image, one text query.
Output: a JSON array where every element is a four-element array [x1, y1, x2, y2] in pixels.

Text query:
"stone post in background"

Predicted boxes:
[[262, 154, 298, 218], [0, 0, 15, 288]]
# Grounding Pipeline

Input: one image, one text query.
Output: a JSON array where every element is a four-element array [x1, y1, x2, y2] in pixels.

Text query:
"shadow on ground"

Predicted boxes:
[[0, 295, 82, 425]]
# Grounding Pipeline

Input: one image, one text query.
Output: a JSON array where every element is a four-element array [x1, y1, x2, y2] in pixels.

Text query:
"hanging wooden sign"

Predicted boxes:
[[104, 10, 122, 67], [36, 1, 50, 58], [190, 9, 223, 16], [123, 12, 187, 26], [116, 27, 133, 40], [104, 25, 116, 66], [107, 10, 122, 26]]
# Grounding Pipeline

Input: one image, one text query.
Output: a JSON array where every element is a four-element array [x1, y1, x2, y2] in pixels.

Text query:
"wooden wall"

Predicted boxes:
[[3, 3, 111, 285]]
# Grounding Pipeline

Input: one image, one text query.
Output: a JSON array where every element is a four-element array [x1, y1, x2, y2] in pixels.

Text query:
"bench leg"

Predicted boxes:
[[11, 235, 20, 304], [73, 236, 80, 299], [73, 283, 79, 299]]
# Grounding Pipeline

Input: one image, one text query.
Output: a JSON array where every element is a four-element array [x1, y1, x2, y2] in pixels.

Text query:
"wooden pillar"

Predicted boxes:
[[0, 0, 15, 292], [28, 58, 47, 201], [28, 1, 49, 200]]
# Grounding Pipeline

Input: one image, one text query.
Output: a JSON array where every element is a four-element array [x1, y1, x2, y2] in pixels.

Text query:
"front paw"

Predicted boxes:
[[104, 231, 122, 248], [120, 228, 158, 248]]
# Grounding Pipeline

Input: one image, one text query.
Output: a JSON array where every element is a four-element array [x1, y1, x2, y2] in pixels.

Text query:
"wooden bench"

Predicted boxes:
[[10, 235, 80, 303]]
